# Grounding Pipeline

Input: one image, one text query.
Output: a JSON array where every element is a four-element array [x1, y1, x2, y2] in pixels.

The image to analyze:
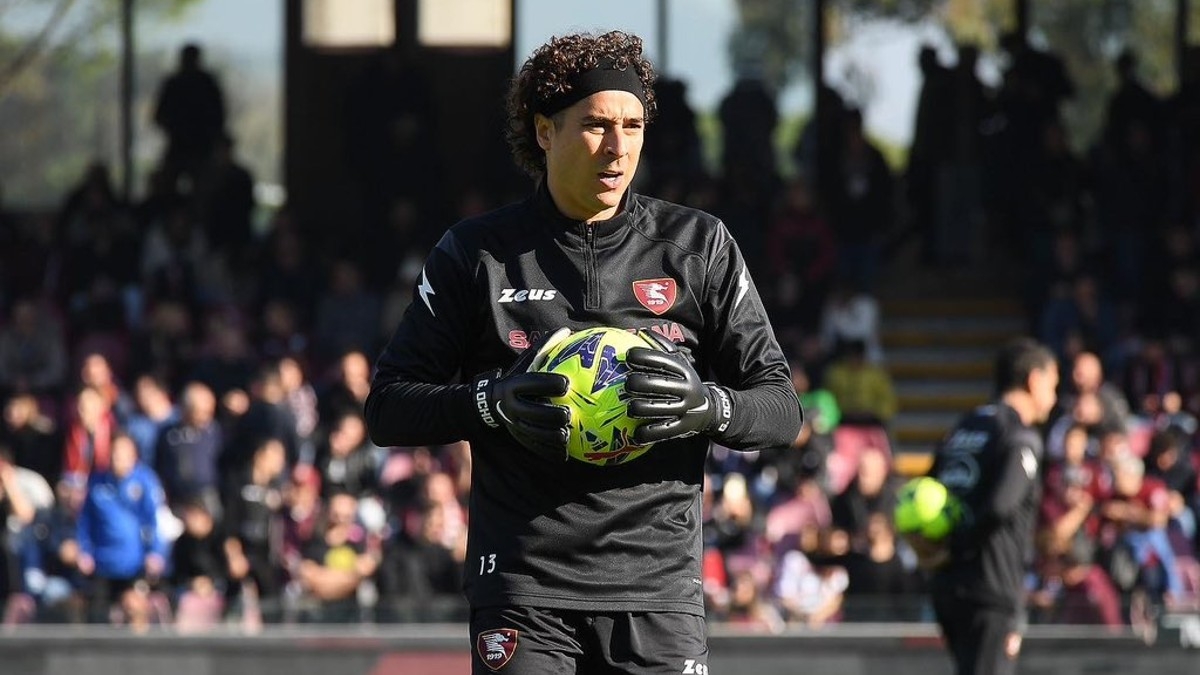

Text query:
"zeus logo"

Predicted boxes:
[[498, 288, 558, 303], [545, 332, 601, 371]]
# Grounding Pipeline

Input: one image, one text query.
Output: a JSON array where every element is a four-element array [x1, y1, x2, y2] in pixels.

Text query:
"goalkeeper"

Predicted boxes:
[[365, 30, 801, 675], [921, 338, 1058, 675]]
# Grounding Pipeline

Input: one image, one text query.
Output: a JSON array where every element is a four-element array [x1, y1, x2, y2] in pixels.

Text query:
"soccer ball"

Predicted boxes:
[[536, 326, 658, 466], [893, 476, 961, 541]]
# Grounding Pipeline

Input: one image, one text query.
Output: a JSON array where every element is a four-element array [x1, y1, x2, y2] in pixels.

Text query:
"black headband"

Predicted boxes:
[[537, 59, 647, 116]]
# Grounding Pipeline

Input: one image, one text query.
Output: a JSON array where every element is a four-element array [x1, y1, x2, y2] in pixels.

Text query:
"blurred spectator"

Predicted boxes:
[[127, 300, 197, 392], [1091, 118, 1169, 306], [839, 513, 920, 622], [723, 567, 784, 632], [14, 474, 88, 624], [221, 362, 299, 483], [76, 434, 167, 629], [1144, 430, 1198, 542], [831, 446, 898, 544], [139, 203, 207, 312], [1026, 229, 1097, 331], [256, 299, 309, 363], [822, 340, 897, 426], [315, 410, 380, 500], [1122, 337, 1192, 417], [760, 415, 833, 510], [934, 44, 989, 267], [1039, 273, 1120, 365], [170, 498, 226, 632], [190, 312, 256, 399], [282, 464, 323, 575], [318, 350, 373, 425], [222, 437, 287, 623], [155, 381, 222, 513], [2, 393, 62, 487], [379, 501, 466, 623], [765, 472, 832, 547], [792, 363, 840, 435], [642, 77, 704, 190], [764, 175, 838, 334], [124, 374, 179, 470], [703, 473, 758, 557], [1104, 49, 1166, 155], [195, 133, 255, 263], [826, 110, 894, 292], [1025, 118, 1089, 269], [153, 43, 227, 189], [62, 386, 117, 477], [1099, 452, 1183, 605], [906, 44, 952, 267], [78, 352, 136, 425], [277, 356, 319, 465], [772, 547, 848, 628], [818, 283, 884, 365], [313, 259, 382, 368], [718, 75, 779, 184], [1034, 479, 1123, 627], [255, 226, 321, 326], [296, 491, 379, 623], [0, 298, 68, 398], [1059, 351, 1130, 430], [0, 444, 36, 606]]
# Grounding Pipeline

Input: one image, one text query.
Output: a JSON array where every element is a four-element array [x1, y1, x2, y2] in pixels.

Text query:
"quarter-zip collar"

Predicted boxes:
[[533, 179, 638, 251]]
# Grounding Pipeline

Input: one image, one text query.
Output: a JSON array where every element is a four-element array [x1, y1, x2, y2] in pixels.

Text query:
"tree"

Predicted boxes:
[[0, 0, 200, 206]]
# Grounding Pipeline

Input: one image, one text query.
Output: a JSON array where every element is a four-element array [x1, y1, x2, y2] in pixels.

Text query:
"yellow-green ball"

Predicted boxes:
[[894, 477, 960, 541], [536, 327, 659, 466]]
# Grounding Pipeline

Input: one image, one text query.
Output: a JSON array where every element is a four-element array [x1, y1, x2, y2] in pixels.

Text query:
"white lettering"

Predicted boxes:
[[498, 288, 558, 303], [475, 381, 498, 428]]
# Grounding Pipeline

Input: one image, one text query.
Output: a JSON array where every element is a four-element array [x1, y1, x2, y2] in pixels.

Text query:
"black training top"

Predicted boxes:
[[930, 402, 1044, 615], [365, 184, 801, 615]]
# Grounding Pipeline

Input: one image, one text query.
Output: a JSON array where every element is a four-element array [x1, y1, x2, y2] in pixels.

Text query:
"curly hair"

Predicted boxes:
[[505, 31, 658, 179]]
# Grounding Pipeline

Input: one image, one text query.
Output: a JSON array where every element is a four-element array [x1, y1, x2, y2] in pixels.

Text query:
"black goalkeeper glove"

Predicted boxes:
[[471, 328, 573, 459], [624, 329, 733, 445]]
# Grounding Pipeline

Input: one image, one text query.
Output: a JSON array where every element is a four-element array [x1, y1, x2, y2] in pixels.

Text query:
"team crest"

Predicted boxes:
[[477, 628, 519, 671], [632, 278, 677, 316]]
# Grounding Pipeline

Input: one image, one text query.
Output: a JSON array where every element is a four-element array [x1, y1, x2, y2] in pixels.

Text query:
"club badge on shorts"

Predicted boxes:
[[632, 278, 677, 316], [477, 628, 519, 671]]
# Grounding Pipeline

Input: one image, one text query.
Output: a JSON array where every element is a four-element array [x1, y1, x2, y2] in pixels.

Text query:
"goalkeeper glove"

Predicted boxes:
[[471, 328, 572, 459], [624, 328, 732, 445]]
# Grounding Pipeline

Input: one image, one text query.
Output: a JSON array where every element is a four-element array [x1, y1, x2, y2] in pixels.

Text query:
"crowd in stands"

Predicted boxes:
[[0, 33, 1198, 634]]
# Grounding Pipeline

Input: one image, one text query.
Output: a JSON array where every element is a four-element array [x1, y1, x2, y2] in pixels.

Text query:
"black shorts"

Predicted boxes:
[[932, 592, 1018, 675], [470, 606, 709, 675]]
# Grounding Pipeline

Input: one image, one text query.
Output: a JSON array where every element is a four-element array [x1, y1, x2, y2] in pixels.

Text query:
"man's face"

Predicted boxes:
[[537, 90, 645, 222], [1029, 362, 1060, 423]]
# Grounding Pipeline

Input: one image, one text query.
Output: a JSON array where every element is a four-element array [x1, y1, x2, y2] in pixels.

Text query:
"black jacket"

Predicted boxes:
[[366, 185, 801, 615], [930, 403, 1043, 615]]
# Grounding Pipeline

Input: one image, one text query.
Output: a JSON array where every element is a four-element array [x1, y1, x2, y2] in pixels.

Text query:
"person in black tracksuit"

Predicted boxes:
[[365, 30, 802, 675], [923, 338, 1059, 675]]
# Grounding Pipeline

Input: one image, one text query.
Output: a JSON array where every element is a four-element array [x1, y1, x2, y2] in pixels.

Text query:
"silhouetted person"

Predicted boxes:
[[1105, 48, 1164, 151], [153, 44, 227, 191], [718, 75, 779, 181], [196, 133, 255, 264], [643, 77, 704, 191], [906, 45, 952, 266]]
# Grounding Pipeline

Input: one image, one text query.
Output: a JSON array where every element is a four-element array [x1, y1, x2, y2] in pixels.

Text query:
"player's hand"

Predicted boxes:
[[472, 328, 573, 459], [1005, 632, 1022, 659], [624, 329, 732, 445], [902, 532, 950, 570]]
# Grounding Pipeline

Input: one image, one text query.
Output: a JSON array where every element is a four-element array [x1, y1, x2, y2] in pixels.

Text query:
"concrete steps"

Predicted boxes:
[[876, 268, 1027, 476]]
